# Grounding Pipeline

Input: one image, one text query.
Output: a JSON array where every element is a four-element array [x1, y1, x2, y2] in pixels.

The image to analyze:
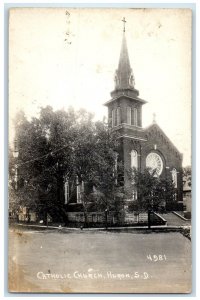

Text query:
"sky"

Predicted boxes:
[[9, 8, 192, 166]]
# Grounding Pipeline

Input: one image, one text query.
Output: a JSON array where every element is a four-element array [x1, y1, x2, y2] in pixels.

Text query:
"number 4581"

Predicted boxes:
[[147, 254, 167, 262]]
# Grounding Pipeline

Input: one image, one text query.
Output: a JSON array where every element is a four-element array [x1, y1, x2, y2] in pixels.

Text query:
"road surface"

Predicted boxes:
[[8, 228, 191, 294]]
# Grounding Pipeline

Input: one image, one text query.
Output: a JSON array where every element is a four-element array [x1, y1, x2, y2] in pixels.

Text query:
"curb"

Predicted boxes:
[[172, 211, 190, 221], [154, 212, 167, 224], [12, 223, 190, 232]]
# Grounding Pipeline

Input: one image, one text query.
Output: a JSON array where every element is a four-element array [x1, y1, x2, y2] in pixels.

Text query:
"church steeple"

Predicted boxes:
[[112, 18, 139, 98], [115, 30, 135, 90]]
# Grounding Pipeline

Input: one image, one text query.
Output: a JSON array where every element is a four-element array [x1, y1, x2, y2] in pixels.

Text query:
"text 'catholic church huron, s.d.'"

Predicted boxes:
[[65, 18, 183, 218]]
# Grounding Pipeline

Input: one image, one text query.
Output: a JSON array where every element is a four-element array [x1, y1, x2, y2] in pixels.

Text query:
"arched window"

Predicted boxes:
[[131, 150, 138, 169], [117, 107, 121, 125], [64, 180, 69, 204], [133, 108, 138, 126], [131, 150, 138, 200], [114, 71, 119, 88], [76, 177, 84, 204], [129, 72, 135, 87], [171, 168, 177, 188], [127, 107, 131, 125]]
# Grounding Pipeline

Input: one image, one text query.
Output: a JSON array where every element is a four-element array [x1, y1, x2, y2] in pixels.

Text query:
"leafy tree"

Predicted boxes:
[[9, 106, 124, 225], [65, 119, 124, 226], [126, 168, 176, 227], [183, 166, 191, 187]]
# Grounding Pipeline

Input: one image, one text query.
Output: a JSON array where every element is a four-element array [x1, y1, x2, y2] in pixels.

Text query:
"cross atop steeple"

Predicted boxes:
[[122, 17, 126, 32]]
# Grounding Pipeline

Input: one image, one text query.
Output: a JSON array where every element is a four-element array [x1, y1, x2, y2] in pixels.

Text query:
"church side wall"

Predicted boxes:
[[141, 131, 183, 203], [120, 130, 183, 204]]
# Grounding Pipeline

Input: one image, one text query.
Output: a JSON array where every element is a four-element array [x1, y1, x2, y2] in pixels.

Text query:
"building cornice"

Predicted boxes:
[[112, 123, 144, 132], [117, 134, 147, 142], [104, 94, 147, 106]]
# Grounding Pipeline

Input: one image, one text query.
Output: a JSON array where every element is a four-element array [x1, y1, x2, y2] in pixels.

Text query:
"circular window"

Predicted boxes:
[[146, 152, 163, 176]]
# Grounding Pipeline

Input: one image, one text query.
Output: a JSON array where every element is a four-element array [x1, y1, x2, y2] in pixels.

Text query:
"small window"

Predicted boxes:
[[131, 150, 138, 169], [77, 185, 81, 203]]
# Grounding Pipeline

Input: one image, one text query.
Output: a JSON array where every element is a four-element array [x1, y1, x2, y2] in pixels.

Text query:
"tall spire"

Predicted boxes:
[[114, 18, 135, 90]]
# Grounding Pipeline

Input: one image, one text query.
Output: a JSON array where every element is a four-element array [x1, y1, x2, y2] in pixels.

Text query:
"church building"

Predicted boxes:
[[104, 20, 183, 205], [65, 19, 183, 222]]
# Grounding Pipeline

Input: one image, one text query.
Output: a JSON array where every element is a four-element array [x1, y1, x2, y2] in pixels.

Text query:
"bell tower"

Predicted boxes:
[[104, 18, 147, 134], [104, 18, 148, 190]]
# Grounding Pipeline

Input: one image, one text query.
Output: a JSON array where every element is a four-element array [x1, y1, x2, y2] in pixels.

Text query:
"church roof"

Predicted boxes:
[[144, 122, 183, 159]]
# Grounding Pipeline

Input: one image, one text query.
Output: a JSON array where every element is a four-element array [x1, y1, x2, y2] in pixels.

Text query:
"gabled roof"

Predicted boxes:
[[144, 122, 182, 158]]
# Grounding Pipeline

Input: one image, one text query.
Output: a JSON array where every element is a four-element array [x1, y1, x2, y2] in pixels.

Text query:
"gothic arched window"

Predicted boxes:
[[171, 168, 178, 188], [129, 72, 135, 87], [133, 108, 138, 126], [131, 150, 138, 169]]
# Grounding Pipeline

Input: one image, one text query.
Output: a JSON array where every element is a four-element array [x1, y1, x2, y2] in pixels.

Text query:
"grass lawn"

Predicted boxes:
[[8, 228, 191, 293]]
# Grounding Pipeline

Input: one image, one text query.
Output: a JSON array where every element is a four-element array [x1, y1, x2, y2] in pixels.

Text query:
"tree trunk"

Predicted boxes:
[[84, 211, 88, 228]]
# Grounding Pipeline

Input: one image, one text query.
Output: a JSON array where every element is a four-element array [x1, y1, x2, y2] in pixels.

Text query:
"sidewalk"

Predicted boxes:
[[159, 212, 191, 226], [12, 222, 191, 232]]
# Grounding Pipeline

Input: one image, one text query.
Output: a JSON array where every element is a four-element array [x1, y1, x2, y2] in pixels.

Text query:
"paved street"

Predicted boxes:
[[8, 227, 191, 294], [160, 212, 191, 226]]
